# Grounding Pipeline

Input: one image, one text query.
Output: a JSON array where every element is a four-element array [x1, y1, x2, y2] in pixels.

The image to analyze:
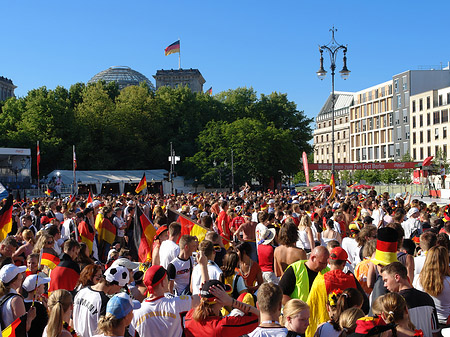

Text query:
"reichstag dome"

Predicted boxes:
[[88, 66, 155, 90]]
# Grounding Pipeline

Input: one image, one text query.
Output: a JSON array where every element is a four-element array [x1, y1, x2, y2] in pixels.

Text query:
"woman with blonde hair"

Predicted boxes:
[[338, 307, 364, 337], [43, 289, 74, 337], [296, 214, 315, 253], [413, 245, 450, 325], [380, 292, 422, 337], [32, 232, 56, 255], [282, 299, 310, 336]]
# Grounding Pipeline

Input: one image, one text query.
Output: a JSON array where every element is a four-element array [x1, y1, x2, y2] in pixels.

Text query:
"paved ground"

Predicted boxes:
[[411, 196, 449, 206]]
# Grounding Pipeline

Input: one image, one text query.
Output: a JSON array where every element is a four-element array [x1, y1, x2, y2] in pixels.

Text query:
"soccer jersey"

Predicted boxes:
[[167, 256, 193, 295], [73, 286, 109, 337], [130, 295, 192, 337], [248, 326, 288, 337]]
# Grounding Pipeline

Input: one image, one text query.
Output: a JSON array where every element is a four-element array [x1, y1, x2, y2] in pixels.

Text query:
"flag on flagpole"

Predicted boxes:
[[73, 147, 77, 170], [0, 183, 8, 201], [45, 188, 52, 196], [302, 152, 310, 187], [97, 214, 116, 245], [130, 206, 157, 262], [135, 174, 147, 194], [0, 195, 13, 241], [205, 87, 212, 95], [36, 141, 40, 178], [167, 208, 208, 243], [78, 220, 95, 254], [1, 314, 26, 337], [165, 40, 180, 56], [329, 173, 336, 200], [40, 247, 60, 270], [87, 191, 93, 204]]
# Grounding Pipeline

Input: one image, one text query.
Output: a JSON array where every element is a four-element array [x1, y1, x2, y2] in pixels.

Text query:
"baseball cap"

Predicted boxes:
[[329, 247, 350, 263], [92, 200, 101, 208], [22, 274, 51, 292], [200, 280, 232, 303], [104, 265, 130, 287], [200, 211, 209, 218], [106, 293, 141, 319], [144, 265, 166, 293], [0, 264, 26, 283], [363, 215, 374, 223], [111, 258, 140, 271]]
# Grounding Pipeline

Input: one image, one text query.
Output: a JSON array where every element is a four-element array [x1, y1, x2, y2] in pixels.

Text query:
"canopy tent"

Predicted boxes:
[[46, 169, 169, 195]]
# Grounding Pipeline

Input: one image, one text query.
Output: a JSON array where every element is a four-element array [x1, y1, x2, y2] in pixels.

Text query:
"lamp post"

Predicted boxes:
[[317, 27, 350, 178]]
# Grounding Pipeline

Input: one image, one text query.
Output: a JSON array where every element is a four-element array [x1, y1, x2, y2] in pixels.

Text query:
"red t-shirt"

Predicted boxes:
[[217, 211, 231, 240], [184, 308, 258, 337], [257, 244, 275, 272], [230, 216, 245, 232]]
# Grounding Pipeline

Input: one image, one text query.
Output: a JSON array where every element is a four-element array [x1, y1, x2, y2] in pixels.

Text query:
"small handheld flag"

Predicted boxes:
[[87, 191, 93, 204], [135, 174, 147, 194], [45, 188, 52, 196], [165, 40, 180, 56]]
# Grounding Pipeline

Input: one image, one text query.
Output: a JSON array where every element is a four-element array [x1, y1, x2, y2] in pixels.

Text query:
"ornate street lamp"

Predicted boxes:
[[317, 27, 350, 177]]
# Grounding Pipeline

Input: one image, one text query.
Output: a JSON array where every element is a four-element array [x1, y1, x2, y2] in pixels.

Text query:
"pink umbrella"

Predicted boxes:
[[352, 184, 374, 190], [311, 184, 331, 192]]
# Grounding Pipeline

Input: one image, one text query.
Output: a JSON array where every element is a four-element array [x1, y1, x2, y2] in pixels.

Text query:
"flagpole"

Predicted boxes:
[[32, 249, 43, 306], [178, 37, 181, 70], [37, 141, 40, 197], [73, 145, 76, 195]]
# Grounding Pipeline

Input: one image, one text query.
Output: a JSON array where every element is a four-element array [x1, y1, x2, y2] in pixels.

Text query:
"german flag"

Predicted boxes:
[[48, 254, 80, 292], [167, 208, 207, 243], [78, 220, 95, 254], [205, 87, 212, 95], [45, 188, 52, 196], [41, 248, 60, 270], [98, 216, 116, 245], [135, 173, 147, 194], [2, 314, 26, 337], [0, 194, 13, 241], [165, 40, 180, 56], [94, 212, 104, 232], [130, 206, 156, 262], [353, 206, 362, 222], [328, 173, 336, 200], [87, 191, 93, 204]]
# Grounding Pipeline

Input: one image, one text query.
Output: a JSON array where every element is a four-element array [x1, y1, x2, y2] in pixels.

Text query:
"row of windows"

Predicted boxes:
[[413, 145, 448, 161], [315, 157, 348, 164], [315, 131, 347, 143], [315, 145, 347, 156], [351, 113, 393, 133], [411, 109, 449, 128], [351, 98, 393, 119], [351, 130, 393, 147], [352, 144, 397, 161], [412, 93, 450, 112], [412, 127, 448, 143], [355, 84, 393, 105], [316, 116, 349, 129]]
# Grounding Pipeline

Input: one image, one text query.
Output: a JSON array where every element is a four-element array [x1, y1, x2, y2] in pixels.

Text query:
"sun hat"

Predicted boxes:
[[0, 264, 26, 284], [256, 226, 276, 245], [371, 227, 399, 266], [106, 292, 141, 319]]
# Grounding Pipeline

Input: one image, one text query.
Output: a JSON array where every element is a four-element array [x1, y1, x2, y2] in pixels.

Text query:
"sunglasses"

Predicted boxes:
[[46, 241, 54, 245]]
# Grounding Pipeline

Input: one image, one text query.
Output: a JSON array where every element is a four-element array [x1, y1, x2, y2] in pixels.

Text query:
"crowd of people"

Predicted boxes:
[[0, 186, 450, 336]]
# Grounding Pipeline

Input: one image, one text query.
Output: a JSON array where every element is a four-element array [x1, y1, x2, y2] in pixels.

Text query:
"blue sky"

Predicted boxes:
[[3, 1, 450, 123]]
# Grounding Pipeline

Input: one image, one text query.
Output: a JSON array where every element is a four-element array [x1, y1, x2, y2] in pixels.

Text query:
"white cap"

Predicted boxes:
[[104, 265, 130, 287], [92, 200, 101, 208], [0, 264, 26, 283], [127, 200, 135, 206], [268, 199, 275, 205], [191, 207, 198, 213], [22, 274, 51, 292], [111, 258, 140, 270]]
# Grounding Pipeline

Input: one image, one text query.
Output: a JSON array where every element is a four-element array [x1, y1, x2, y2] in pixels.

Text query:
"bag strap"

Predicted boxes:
[[187, 257, 193, 291], [0, 293, 19, 329]]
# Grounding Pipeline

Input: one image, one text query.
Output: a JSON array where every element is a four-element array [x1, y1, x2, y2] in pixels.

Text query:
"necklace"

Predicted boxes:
[[63, 321, 78, 337], [240, 260, 252, 277]]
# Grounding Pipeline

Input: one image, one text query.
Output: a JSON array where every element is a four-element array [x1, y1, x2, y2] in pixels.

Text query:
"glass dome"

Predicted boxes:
[[88, 66, 155, 90]]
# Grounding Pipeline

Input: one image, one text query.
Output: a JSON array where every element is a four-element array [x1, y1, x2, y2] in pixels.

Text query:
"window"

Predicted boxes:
[[444, 145, 448, 158], [343, 131, 346, 138], [435, 128, 439, 140], [427, 97, 431, 109], [337, 132, 340, 140], [397, 94, 402, 108], [404, 142, 408, 155], [420, 115, 423, 127], [402, 76, 407, 90], [413, 132, 416, 144], [321, 135, 323, 142], [343, 145, 346, 152], [397, 126, 402, 141], [442, 109, 448, 123], [395, 144, 401, 157], [439, 95, 443, 106], [420, 147, 424, 160], [420, 131, 423, 143], [444, 126, 447, 139], [434, 111, 440, 124], [427, 113, 431, 126], [402, 109, 408, 123], [389, 113, 393, 126], [447, 93, 450, 105], [427, 129, 431, 142], [428, 146, 431, 157], [381, 145, 386, 158], [405, 125, 410, 140], [376, 117, 380, 129], [389, 144, 394, 158], [394, 111, 399, 125], [419, 99, 423, 111], [388, 85, 393, 95], [326, 134, 329, 142], [413, 116, 416, 128], [369, 119, 372, 130], [404, 92, 409, 106], [412, 100, 416, 112], [374, 147, 379, 159], [394, 79, 399, 93], [413, 148, 417, 160]]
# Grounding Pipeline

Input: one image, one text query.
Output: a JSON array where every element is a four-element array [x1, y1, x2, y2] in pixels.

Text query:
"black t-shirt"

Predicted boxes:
[[24, 300, 48, 337], [279, 263, 318, 296]]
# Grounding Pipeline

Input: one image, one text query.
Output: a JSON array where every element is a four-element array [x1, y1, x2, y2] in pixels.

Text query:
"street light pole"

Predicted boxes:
[[317, 26, 350, 178]]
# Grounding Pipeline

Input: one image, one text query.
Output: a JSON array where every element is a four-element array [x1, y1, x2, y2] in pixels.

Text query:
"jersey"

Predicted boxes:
[[159, 240, 180, 270], [73, 286, 109, 337], [191, 260, 223, 295], [248, 326, 288, 337], [130, 295, 192, 337], [167, 256, 193, 295]]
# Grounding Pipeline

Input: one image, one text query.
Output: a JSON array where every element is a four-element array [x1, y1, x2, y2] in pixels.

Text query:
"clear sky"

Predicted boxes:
[[2, 1, 450, 123]]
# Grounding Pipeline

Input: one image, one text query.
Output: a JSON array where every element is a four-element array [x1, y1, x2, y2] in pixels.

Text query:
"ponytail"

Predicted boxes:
[[47, 290, 72, 337]]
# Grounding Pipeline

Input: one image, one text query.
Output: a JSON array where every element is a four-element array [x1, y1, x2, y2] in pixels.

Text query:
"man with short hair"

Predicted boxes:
[[159, 222, 181, 269], [167, 235, 198, 295], [73, 265, 130, 337], [191, 240, 222, 295], [279, 245, 330, 304], [381, 262, 439, 337], [0, 236, 18, 258], [48, 239, 81, 293]]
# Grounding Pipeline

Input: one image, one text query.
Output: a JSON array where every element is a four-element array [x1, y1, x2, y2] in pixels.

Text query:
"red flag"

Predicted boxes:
[[0, 195, 13, 241], [135, 173, 147, 194], [36, 141, 40, 178], [131, 206, 156, 262], [302, 151, 310, 187], [2, 314, 26, 337], [87, 191, 93, 204], [73, 146, 77, 170]]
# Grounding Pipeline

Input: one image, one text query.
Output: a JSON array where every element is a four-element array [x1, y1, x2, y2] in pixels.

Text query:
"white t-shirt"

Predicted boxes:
[[371, 208, 385, 227], [159, 240, 180, 270], [248, 326, 288, 337], [191, 260, 223, 295], [73, 286, 109, 337], [130, 295, 192, 337], [414, 254, 427, 276], [167, 256, 193, 295], [413, 274, 450, 324], [341, 237, 361, 267], [402, 218, 422, 239]]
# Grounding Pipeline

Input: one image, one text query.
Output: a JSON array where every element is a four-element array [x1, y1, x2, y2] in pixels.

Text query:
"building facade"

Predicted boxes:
[[314, 92, 353, 164], [0, 76, 16, 101], [153, 68, 205, 93]]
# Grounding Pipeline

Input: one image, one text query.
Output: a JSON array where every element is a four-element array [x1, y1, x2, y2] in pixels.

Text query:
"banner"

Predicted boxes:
[[302, 152, 310, 187], [309, 162, 420, 171]]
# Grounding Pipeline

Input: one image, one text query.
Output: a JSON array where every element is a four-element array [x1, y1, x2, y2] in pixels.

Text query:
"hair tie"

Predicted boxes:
[[342, 293, 348, 298], [388, 311, 394, 315]]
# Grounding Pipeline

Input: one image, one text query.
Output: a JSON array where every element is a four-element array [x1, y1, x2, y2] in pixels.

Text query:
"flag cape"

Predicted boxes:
[[135, 173, 147, 194], [0, 195, 13, 241], [48, 255, 81, 292], [0, 183, 8, 201], [2, 314, 26, 337], [94, 212, 104, 232], [131, 206, 156, 262], [167, 208, 207, 243], [97, 216, 116, 245], [165, 40, 180, 56], [78, 220, 95, 254], [353, 206, 362, 222], [45, 188, 52, 196], [41, 248, 60, 270], [328, 174, 336, 200], [87, 191, 93, 204]]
